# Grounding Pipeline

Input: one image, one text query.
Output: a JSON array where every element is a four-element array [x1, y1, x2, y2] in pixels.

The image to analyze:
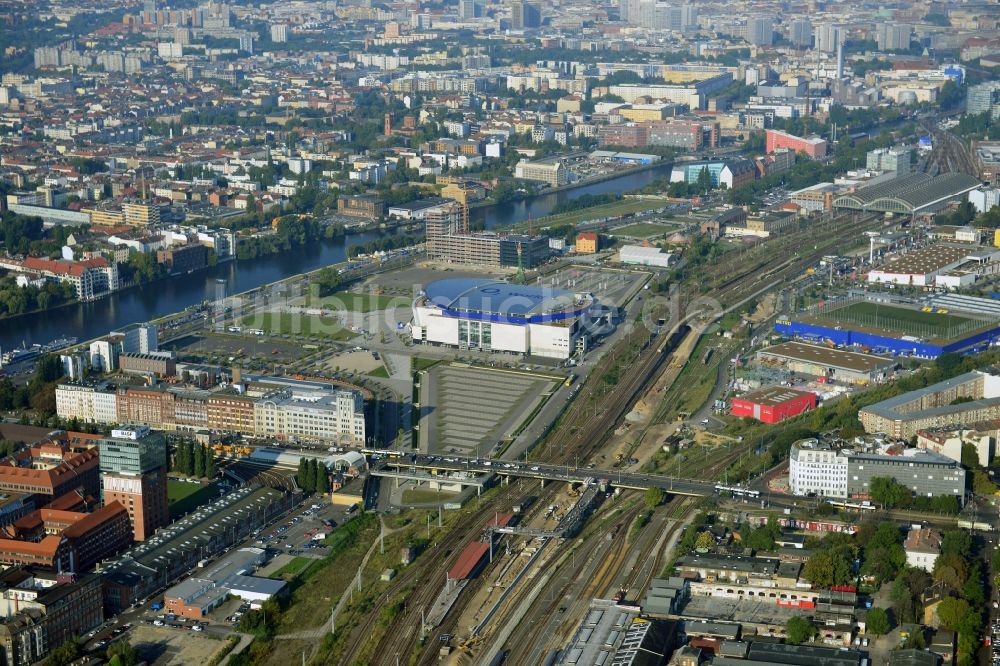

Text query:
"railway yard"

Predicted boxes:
[[300, 209, 886, 666], [102, 202, 923, 666]]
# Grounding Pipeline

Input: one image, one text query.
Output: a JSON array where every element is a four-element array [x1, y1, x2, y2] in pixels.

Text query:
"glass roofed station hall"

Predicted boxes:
[[411, 279, 610, 359]]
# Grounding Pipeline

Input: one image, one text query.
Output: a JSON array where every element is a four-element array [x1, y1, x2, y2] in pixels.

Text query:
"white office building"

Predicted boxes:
[[788, 438, 849, 498]]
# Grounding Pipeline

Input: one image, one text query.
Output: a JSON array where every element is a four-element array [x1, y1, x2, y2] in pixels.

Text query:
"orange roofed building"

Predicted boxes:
[[0, 501, 131, 573], [576, 232, 598, 254], [0, 443, 100, 518]]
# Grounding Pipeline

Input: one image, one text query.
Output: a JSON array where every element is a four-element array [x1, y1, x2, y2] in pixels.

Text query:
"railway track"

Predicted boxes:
[[616, 498, 692, 598], [329, 481, 528, 665], [496, 501, 643, 665], [336, 209, 884, 665]]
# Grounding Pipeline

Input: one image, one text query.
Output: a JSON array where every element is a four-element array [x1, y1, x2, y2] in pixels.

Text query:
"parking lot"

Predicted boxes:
[[541, 264, 647, 309], [419, 364, 558, 457], [251, 500, 343, 558], [162, 332, 316, 364]]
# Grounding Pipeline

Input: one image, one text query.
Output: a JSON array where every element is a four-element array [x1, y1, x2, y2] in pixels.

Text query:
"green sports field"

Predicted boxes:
[[816, 301, 981, 339], [611, 222, 672, 238]]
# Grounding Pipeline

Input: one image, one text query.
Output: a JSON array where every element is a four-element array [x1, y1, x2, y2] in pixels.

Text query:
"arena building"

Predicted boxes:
[[411, 279, 602, 359]]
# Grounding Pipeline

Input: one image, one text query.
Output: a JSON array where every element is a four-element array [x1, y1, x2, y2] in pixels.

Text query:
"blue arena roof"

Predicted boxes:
[[423, 279, 592, 324]]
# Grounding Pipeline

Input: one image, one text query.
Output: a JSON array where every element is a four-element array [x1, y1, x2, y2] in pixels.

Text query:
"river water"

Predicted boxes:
[[0, 162, 672, 350]]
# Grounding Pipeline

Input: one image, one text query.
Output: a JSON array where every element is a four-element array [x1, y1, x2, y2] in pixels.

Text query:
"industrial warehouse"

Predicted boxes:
[[866, 244, 1000, 289], [411, 279, 607, 359], [756, 341, 897, 385], [730, 386, 817, 424]]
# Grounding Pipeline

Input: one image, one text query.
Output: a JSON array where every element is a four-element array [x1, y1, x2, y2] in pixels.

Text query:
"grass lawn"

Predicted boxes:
[[241, 312, 354, 340], [612, 222, 672, 238], [512, 197, 664, 230], [366, 365, 390, 378], [411, 357, 438, 373], [276, 515, 379, 631], [308, 292, 408, 312], [269, 556, 314, 580], [167, 480, 217, 519], [400, 488, 458, 504], [821, 302, 975, 338]]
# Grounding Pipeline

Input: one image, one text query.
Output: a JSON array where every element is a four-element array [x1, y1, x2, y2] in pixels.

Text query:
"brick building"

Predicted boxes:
[[98, 427, 169, 541], [0, 502, 131, 572], [119, 352, 177, 377], [156, 243, 207, 274], [337, 195, 386, 219], [0, 570, 103, 666], [0, 444, 100, 513], [765, 129, 828, 159]]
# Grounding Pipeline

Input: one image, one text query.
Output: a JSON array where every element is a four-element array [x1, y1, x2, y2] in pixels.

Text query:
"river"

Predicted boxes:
[[0, 162, 673, 350]]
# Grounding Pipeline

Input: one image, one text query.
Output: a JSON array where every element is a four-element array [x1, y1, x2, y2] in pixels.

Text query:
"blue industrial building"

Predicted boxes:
[[774, 317, 1000, 359]]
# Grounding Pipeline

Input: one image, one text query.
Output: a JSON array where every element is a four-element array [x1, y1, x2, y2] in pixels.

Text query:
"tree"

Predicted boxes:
[[962, 561, 985, 606], [644, 487, 664, 509], [785, 616, 816, 645], [935, 352, 963, 375], [696, 165, 712, 191], [933, 552, 970, 590], [973, 469, 997, 496], [867, 522, 902, 550], [866, 607, 891, 636], [315, 464, 329, 494], [193, 443, 204, 478], [106, 638, 139, 666], [936, 597, 972, 631], [175, 441, 188, 475], [182, 440, 195, 475], [803, 549, 853, 588], [315, 267, 341, 298], [862, 543, 905, 584], [44, 639, 81, 666], [297, 459, 310, 492], [940, 530, 973, 558], [204, 447, 216, 479], [695, 531, 714, 551], [305, 459, 317, 493], [869, 476, 908, 508]]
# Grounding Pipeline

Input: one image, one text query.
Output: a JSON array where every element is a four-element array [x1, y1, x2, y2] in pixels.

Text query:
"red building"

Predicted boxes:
[[0, 443, 100, 513], [0, 502, 131, 573], [730, 386, 817, 424], [765, 129, 828, 159]]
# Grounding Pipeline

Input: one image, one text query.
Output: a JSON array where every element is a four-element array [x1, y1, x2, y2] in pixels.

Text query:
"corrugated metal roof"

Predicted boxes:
[[448, 542, 489, 580]]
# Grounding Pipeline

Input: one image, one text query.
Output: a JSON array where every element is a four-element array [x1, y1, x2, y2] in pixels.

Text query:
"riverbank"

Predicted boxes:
[[468, 160, 668, 216], [1, 161, 675, 351]]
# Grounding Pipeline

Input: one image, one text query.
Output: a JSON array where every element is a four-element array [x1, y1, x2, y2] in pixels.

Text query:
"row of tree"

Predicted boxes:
[[347, 233, 422, 259], [296, 457, 330, 494], [173, 440, 217, 479]]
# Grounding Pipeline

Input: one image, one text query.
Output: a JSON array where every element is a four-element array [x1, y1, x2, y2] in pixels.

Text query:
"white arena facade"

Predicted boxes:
[[411, 279, 599, 359]]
